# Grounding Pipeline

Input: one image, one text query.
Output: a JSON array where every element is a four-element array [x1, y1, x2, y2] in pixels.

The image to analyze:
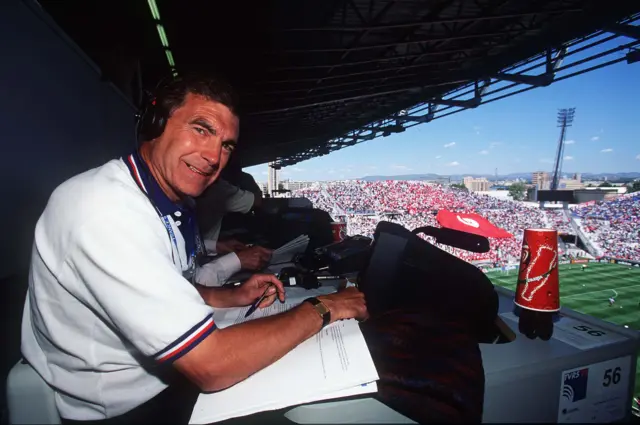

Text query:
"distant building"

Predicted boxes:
[[573, 189, 620, 203], [463, 176, 490, 192], [280, 179, 314, 192], [558, 178, 584, 190], [267, 162, 279, 196], [257, 182, 268, 197], [532, 171, 551, 190]]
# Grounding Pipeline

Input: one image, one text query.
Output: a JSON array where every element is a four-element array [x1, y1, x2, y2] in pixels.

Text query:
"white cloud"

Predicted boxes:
[[591, 136, 600, 141], [636, 154, 640, 160], [328, 169, 335, 174], [443, 142, 456, 148], [539, 158, 553, 164], [435, 155, 442, 159], [292, 167, 305, 172], [367, 165, 378, 170], [479, 150, 489, 155], [564, 140, 575, 145], [601, 148, 613, 153], [473, 126, 481, 135], [261, 171, 268, 175], [391, 164, 412, 171], [564, 156, 574, 161], [447, 161, 460, 166]]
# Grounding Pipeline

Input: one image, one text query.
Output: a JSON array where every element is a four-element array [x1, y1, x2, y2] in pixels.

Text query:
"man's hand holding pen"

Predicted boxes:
[[237, 273, 368, 324], [234, 274, 286, 311]]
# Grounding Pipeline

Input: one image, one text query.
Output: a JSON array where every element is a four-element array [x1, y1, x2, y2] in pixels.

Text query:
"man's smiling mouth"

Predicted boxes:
[[186, 163, 213, 177]]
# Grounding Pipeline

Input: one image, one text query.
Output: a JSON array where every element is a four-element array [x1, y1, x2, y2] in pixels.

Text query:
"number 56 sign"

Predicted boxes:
[[602, 366, 621, 387], [573, 325, 606, 337], [559, 356, 632, 423]]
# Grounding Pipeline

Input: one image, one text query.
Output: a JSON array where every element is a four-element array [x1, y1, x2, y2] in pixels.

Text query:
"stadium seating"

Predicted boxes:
[[294, 181, 639, 264], [571, 193, 640, 261]]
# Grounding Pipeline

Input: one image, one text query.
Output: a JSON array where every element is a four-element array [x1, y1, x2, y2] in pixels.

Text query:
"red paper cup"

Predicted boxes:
[[331, 221, 347, 242], [515, 228, 560, 312]]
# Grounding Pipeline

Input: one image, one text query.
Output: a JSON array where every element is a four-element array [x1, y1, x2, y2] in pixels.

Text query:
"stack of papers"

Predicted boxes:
[[269, 234, 310, 264], [188, 298, 379, 424]]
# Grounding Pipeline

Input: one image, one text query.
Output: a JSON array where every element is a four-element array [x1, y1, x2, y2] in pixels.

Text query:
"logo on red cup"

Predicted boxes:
[[515, 228, 560, 312], [331, 221, 347, 242]]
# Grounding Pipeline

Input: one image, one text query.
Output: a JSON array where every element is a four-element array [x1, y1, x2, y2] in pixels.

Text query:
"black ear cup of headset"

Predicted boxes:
[[136, 96, 166, 143], [135, 74, 180, 144]]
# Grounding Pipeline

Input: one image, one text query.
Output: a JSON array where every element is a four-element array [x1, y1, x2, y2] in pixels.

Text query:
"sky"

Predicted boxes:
[[245, 38, 640, 182]]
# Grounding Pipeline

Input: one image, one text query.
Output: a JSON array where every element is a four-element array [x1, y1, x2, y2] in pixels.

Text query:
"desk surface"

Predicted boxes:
[[279, 279, 640, 425]]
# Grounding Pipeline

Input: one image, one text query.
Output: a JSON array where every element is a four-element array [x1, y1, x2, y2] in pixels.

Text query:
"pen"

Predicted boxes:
[[244, 283, 273, 318]]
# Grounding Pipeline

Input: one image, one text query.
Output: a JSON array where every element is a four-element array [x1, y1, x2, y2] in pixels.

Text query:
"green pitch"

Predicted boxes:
[[487, 262, 640, 398]]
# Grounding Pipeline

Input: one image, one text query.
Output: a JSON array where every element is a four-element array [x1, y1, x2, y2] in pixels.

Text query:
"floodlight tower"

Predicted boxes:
[[551, 108, 575, 191]]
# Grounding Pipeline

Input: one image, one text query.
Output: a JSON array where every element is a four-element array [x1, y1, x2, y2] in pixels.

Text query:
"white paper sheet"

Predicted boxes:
[[269, 235, 309, 264], [190, 303, 379, 424]]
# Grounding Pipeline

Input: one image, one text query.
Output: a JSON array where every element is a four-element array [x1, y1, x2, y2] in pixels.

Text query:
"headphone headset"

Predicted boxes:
[[135, 74, 182, 145]]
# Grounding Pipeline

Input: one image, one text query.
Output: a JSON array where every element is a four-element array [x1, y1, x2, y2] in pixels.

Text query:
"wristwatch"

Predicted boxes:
[[304, 297, 331, 329]]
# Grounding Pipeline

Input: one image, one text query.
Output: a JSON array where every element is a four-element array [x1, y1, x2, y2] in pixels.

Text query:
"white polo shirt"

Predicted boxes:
[[21, 157, 216, 420], [194, 179, 255, 287], [197, 179, 255, 251]]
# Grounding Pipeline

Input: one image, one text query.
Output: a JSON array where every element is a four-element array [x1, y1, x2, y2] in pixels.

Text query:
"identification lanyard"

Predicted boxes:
[[125, 154, 203, 282]]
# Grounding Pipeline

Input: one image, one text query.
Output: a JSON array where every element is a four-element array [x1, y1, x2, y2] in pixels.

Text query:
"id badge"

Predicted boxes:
[[182, 255, 197, 283]]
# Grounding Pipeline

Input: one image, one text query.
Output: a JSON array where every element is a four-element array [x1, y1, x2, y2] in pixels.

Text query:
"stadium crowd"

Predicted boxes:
[[542, 209, 573, 235], [571, 193, 640, 261], [296, 181, 552, 264], [294, 181, 640, 264]]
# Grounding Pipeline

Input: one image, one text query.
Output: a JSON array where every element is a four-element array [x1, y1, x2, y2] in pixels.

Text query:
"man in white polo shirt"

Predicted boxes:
[[21, 73, 368, 424], [194, 177, 272, 287]]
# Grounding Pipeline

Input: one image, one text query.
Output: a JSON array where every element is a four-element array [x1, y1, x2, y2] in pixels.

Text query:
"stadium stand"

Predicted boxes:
[[294, 181, 639, 265], [571, 192, 640, 261]]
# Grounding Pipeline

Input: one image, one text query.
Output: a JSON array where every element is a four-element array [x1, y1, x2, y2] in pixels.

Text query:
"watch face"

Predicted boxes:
[[315, 302, 330, 316]]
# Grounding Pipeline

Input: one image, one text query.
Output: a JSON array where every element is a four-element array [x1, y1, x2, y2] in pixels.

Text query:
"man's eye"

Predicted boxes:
[[222, 142, 235, 152], [195, 127, 206, 135]]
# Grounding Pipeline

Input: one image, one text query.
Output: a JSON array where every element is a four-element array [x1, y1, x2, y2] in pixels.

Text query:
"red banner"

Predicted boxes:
[[436, 210, 513, 238]]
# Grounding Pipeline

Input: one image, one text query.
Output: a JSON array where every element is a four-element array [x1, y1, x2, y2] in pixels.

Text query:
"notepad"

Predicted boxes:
[[189, 299, 379, 424], [269, 234, 310, 264]]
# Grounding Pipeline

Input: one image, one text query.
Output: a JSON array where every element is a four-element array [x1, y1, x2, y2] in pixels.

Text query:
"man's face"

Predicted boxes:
[[148, 93, 239, 199]]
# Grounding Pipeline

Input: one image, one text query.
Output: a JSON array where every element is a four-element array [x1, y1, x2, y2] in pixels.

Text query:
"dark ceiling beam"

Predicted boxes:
[[364, 0, 514, 99], [245, 72, 428, 96], [396, 0, 515, 68], [276, 8, 582, 32], [253, 59, 462, 85], [250, 74, 442, 102], [280, 29, 522, 54], [247, 79, 465, 116], [266, 44, 504, 71], [316, 0, 457, 127], [604, 23, 640, 40], [364, 0, 457, 65], [348, 0, 369, 25], [304, 0, 398, 95], [271, 1, 399, 137]]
